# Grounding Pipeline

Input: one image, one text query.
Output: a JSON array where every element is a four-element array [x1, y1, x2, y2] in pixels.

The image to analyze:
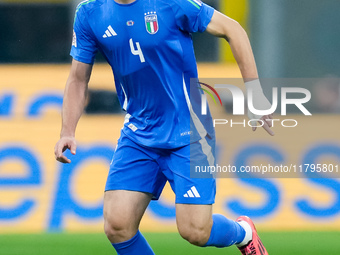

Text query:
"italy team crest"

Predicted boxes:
[[145, 12, 159, 34]]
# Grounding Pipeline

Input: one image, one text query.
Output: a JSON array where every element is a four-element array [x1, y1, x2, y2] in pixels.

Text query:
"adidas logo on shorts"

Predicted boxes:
[[183, 186, 201, 198]]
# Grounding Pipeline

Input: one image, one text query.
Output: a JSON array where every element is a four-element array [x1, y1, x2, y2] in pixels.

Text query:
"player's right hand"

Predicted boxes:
[[54, 136, 77, 164]]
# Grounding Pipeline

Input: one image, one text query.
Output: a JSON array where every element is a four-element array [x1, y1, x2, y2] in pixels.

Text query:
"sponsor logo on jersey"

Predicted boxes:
[[103, 25, 117, 38], [145, 12, 159, 34]]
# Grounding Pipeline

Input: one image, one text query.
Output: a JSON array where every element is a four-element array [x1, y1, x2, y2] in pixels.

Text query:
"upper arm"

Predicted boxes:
[[205, 10, 244, 41], [68, 59, 93, 86]]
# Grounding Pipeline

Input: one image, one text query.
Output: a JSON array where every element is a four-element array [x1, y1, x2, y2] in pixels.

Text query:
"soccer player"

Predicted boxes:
[[54, 0, 273, 254]]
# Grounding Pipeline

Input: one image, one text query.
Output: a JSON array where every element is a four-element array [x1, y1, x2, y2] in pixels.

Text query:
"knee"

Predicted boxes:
[[104, 217, 136, 243], [178, 223, 211, 246]]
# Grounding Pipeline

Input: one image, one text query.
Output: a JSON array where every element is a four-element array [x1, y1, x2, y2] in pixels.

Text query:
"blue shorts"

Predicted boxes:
[[105, 131, 216, 204]]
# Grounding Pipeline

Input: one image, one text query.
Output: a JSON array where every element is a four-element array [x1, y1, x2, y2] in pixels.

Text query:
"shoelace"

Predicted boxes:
[[240, 240, 264, 255], [239, 232, 266, 255], [240, 242, 256, 255]]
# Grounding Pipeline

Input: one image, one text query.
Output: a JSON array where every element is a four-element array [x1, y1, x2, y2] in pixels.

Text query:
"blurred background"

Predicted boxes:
[[0, 0, 340, 254]]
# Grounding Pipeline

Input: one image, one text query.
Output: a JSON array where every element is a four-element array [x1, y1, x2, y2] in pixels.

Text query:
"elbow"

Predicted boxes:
[[224, 21, 248, 43]]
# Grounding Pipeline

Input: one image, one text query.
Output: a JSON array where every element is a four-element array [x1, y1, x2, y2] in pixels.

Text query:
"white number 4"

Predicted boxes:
[[129, 38, 145, 63]]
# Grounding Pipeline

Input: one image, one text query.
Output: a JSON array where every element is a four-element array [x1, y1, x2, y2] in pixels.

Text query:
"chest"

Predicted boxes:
[[91, 3, 178, 53]]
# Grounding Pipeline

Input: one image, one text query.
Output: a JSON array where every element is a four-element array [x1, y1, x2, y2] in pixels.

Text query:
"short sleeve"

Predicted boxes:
[[70, 7, 98, 64], [172, 0, 215, 33]]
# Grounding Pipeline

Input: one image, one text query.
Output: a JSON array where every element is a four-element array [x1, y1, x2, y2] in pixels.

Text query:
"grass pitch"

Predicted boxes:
[[0, 232, 339, 254]]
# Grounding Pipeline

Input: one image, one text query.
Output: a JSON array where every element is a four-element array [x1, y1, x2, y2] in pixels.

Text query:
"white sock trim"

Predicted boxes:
[[236, 221, 253, 247]]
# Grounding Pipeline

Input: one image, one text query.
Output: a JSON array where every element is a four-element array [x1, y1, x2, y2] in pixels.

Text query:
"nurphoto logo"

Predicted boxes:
[[199, 83, 312, 128]]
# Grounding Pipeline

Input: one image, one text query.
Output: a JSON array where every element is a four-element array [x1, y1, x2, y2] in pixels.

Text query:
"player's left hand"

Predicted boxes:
[[249, 113, 274, 136]]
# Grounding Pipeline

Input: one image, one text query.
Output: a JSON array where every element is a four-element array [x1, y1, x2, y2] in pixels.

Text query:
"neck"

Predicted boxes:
[[114, 0, 136, 4]]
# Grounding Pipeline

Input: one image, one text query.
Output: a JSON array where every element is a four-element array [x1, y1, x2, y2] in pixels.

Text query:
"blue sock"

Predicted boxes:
[[111, 230, 155, 255], [205, 214, 246, 248]]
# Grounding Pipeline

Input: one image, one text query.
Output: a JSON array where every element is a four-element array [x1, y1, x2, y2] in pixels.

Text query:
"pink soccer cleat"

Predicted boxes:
[[236, 216, 268, 255]]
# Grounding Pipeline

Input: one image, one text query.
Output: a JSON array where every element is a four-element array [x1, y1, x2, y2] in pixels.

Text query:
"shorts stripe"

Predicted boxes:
[[182, 75, 207, 139], [199, 136, 215, 166]]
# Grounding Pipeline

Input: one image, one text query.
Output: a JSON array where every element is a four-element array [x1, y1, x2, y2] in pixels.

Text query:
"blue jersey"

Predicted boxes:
[[71, 0, 215, 149]]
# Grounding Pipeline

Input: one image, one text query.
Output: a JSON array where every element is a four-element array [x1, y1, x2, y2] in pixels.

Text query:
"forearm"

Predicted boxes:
[[60, 78, 88, 138], [60, 60, 92, 138], [226, 24, 258, 82], [206, 11, 258, 82]]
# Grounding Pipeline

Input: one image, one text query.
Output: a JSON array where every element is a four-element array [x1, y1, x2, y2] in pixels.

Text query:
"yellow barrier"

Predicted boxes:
[[0, 64, 339, 233]]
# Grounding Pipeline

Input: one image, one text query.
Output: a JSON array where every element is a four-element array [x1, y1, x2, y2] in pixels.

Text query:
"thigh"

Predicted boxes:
[[104, 190, 152, 231], [105, 132, 167, 200]]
